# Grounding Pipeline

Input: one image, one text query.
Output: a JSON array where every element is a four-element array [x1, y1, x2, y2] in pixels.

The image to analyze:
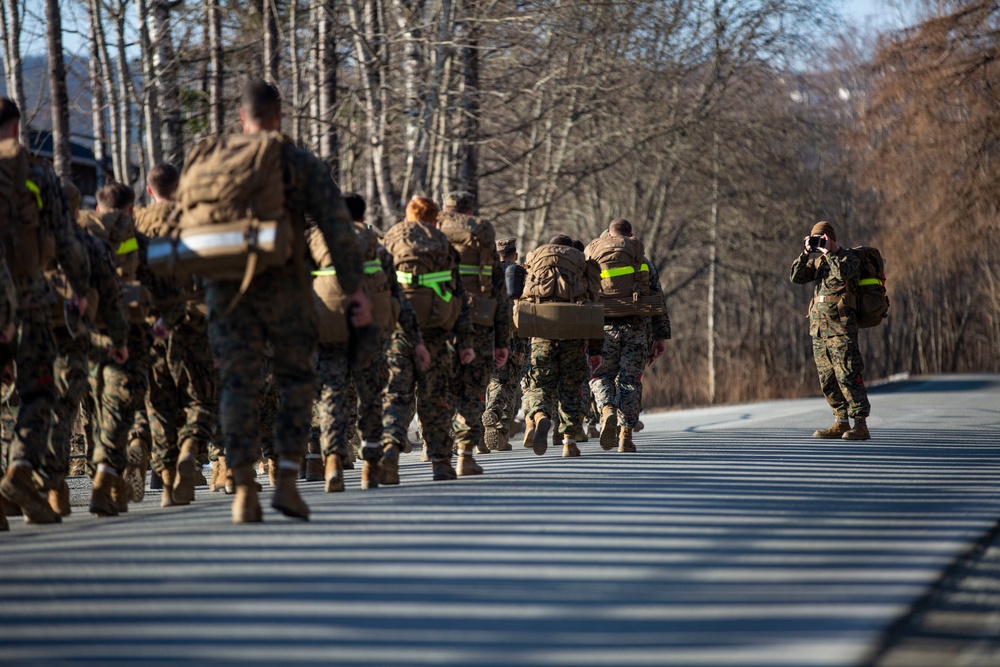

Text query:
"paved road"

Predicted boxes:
[[1, 374, 998, 666]]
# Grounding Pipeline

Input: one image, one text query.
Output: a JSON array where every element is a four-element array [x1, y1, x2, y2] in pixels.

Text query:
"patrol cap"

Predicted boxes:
[[496, 237, 516, 254], [444, 190, 475, 210], [810, 221, 836, 241]]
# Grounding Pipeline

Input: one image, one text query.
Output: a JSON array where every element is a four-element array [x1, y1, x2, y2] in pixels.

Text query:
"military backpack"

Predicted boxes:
[[77, 210, 150, 324], [0, 139, 50, 281], [584, 235, 664, 317], [382, 220, 461, 331], [515, 244, 604, 340], [438, 210, 497, 326], [848, 246, 889, 328]]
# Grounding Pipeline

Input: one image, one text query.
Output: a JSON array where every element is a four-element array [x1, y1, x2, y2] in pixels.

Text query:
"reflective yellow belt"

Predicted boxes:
[[458, 264, 493, 277], [396, 270, 454, 302], [599, 263, 649, 279], [857, 278, 881, 287], [116, 237, 139, 255], [312, 260, 383, 277]]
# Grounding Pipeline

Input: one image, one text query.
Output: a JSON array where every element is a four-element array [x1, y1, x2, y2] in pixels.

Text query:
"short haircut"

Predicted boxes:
[[0, 97, 20, 130], [548, 234, 575, 247], [609, 218, 633, 237], [406, 196, 439, 223], [96, 182, 136, 211], [500, 248, 517, 261], [343, 192, 366, 222], [241, 80, 282, 123], [147, 163, 180, 199]]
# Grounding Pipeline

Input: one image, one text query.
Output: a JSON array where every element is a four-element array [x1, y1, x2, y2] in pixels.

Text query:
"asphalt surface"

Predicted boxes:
[[1, 374, 998, 666]]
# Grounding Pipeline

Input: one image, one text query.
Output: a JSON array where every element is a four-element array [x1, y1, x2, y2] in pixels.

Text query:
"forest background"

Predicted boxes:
[[2, 0, 998, 409]]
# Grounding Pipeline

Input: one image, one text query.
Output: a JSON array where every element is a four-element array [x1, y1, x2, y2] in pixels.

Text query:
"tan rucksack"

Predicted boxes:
[[439, 211, 497, 326], [78, 210, 150, 323], [585, 235, 663, 317], [0, 139, 45, 281], [308, 222, 399, 344], [134, 201, 177, 238], [521, 244, 593, 303], [148, 132, 294, 290], [516, 244, 603, 340], [382, 220, 460, 330]]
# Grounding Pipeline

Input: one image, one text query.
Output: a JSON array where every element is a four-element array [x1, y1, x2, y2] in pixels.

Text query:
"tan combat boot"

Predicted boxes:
[[48, 480, 71, 517], [305, 454, 325, 482], [88, 468, 118, 517], [420, 444, 430, 463], [813, 419, 850, 439], [380, 445, 400, 486], [124, 438, 149, 502], [173, 439, 198, 505], [562, 438, 582, 458], [532, 413, 552, 456], [522, 413, 537, 449], [360, 442, 381, 490], [509, 418, 525, 437], [586, 423, 600, 440], [1, 463, 61, 524], [432, 457, 457, 481], [842, 417, 871, 441], [635, 420, 645, 433], [618, 427, 637, 453], [271, 457, 310, 520], [160, 467, 178, 507], [112, 474, 130, 514], [324, 454, 345, 493], [456, 449, 484, 476], [599, 406, 618, 451], [231, 464, 263, 524], [210, 456, 229, 492]]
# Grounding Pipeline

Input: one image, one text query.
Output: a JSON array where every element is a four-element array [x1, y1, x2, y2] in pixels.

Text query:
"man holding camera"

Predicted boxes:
[[790, 221, 871, 441]]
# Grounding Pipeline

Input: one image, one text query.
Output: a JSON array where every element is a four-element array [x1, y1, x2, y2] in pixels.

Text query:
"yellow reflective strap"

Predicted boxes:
[[857, 278, 882, 287], [312, 267, 337, 277], [25, 179, 43, 210], [418, 270, 454, 283], [363, 260, 383, 275], [396, 270, 415, 284], [639, 263, 649, 272], [599, 266, 636, 279], [458, 264, 492, 276], [116, 237, 139, 255]]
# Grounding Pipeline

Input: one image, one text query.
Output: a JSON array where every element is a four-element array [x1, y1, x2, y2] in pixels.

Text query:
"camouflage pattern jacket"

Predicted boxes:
[[790, 247, 861, 338]]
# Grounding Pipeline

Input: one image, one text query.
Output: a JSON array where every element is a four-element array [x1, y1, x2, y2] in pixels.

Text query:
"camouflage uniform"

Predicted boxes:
[[790, 247, 871, 419], [205, 141, 362, 471], [590, 256, 670, 428], [484, 254, 527, 440], [523, 339, 593, 436], [84, 235, 181, 474], [0, 256, 14, 335], [4, 159, 90, 472], [311, 244, 422, 462], [38, 233, 129, 488], [137, 202, 219, 475]]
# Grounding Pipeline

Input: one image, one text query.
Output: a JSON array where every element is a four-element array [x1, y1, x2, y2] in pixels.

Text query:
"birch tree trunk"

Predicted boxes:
[[111, 0, 133, 184], [152, 0, 184, 165], [45, 0, 72, 179], [92, 0, 123, 182], [88, 13, 108, 189], [455, 2, 479, 196], [207, 0, 224, 135], [0, 0, 27, 144], [308, 0, 321, 151], [389, 0, 426, 202], [264, 0, 280, 84], [138, 0, 162, 167], [289, 0, 301, 143], [317, 0, 338, 172]]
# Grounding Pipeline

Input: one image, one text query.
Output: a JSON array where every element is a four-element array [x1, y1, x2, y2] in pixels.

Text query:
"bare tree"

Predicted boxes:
[[45, 0, 72, 179], [0, 0, 27, 144], [151, 0, 184, 164], [264, 0, 280, 84], [138, 0, 163, 166], [206, 0, 223, 135]]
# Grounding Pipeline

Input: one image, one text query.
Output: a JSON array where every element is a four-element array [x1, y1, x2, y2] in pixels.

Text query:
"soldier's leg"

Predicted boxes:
[[555, 340, 588, 436], [172, 325, 220, 462], [1, 307, 62, 523], [451, 326, 494, 459], [812, 337, 849, 418], [614, 325, 649, 429], [39, 343, 90, 489], [315, 344, 352, 461], [146, 339, 181, 475], [417, 331, 457, 474], [828, 333, 871, 418], [355, 341, 388, 447], [382, 328, 417, 451], [590, 325, 622, 414], [258, 368, 279, 463]]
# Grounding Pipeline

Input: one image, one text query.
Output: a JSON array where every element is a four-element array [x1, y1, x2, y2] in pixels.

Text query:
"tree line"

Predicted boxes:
[[1, 0, 997, 408]]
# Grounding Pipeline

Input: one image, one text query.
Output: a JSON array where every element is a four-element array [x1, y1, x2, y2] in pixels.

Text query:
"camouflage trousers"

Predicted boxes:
[[484, 343, 527, 434], [311, 340, 388, 460], [146, 319, 219, 474], [383, 326, 454, 459], [205, 269, 317, 470], [6, 300, 59, 470], [83, 331, 151, 474], [813, 333, 871, 419], [258, 360, 279, 461], [309, 381, 357, 459], [523, 338, 589, 436], [451, 324, 495, 455], [38, 334, 90, 487], [590, 320, 647, 428]]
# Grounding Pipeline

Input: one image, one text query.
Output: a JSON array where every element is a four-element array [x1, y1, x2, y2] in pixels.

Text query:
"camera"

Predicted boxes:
[[807, 234, 827, 251]]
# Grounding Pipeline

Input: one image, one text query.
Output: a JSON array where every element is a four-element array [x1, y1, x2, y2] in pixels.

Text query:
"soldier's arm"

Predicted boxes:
[[137, 235, 185, 329], [39, 166, 90, 293], [380, 246, 423, 347], [88, 238, 130, 349], [646, 260, 671, 341], [290, 148, 364, 294], [826, 249, 860, 283], [0, 258, 15, 336], [491, 263, 511, 347], [790, 253, 817, 284], [451, 267, 473, 349]]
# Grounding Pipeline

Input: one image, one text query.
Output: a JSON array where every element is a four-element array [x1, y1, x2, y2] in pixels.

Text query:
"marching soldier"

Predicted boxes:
[[483, 237, 525, 452]]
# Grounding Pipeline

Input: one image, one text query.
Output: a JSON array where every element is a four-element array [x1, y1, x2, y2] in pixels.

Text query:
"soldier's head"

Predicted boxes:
[[497, 237, 517, 262], [406, 196, 439, 226], [609, 218, 634, 238], [0, 97, 20, 140], [96, 182, 136, 216], [61, 178, 81, 220], [343, 193, 366, 223], [147, 162, 179, 203], [572, 239, 585, 252], [810, 221, 836, 241], [548, 234, 575, 247], [444, 191, 475, 213], [240, 80, 282, 133]]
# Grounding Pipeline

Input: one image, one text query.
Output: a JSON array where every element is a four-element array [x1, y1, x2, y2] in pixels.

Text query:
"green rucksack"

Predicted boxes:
[[848, 246, 889, 328]]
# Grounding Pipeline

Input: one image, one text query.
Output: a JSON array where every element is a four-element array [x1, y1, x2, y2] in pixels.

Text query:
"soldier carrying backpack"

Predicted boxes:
[[791, 220, 881, 441]]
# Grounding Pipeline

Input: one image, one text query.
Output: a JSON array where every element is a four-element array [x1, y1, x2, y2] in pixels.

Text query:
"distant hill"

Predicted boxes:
[[1, 54, 96, 144]]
